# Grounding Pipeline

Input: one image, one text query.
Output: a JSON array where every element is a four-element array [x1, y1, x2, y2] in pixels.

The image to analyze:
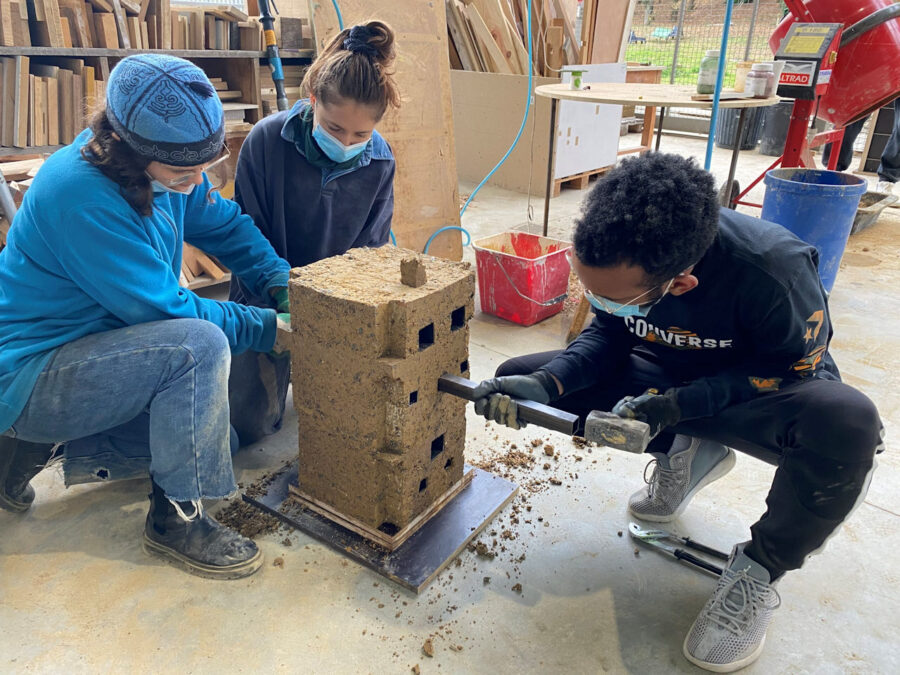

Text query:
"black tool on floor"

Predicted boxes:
[[628, 522, 729, 576]]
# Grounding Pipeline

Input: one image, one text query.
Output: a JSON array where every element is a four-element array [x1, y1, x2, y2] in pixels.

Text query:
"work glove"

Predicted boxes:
[[472, 371, 559, 430], [612, 388, 681, 438], [270, 312, 292, 357], [271, 287, 290, 314]]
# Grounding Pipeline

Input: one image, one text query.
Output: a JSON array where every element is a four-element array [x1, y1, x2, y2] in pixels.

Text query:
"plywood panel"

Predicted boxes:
[[588, 0, 631, 64], [311, 1, 463, 260]]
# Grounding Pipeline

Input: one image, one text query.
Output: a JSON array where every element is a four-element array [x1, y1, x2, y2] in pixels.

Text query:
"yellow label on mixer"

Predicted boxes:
[[784, 35, 826, 54]]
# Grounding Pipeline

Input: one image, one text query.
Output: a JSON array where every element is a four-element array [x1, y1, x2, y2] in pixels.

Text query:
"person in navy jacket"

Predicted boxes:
[[228, 21, 400, 446], [472, 153, 883, 672], [0, 55, 292, 579]]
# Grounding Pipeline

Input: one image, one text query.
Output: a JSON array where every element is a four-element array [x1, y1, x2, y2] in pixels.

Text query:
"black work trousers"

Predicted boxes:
[[498, 351, 883, 577]]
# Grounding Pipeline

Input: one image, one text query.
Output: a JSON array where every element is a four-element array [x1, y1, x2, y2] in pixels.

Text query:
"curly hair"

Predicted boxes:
[[81, 107, 154, 216], [301, 20, 400, 120], [573, 152, 719, 284]]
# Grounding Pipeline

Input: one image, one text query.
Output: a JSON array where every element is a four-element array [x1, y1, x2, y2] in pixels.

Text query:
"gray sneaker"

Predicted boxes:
[[683, 543, 781, 672], [628, 435, 735, 522]]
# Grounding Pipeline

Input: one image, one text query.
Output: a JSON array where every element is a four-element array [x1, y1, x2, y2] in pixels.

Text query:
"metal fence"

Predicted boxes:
[[625, 0, 788, 87]]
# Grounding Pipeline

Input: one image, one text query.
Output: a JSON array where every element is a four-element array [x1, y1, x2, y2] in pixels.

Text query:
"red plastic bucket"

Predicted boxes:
[[473, 232, 572, 326], [770, 0, 900, 126]]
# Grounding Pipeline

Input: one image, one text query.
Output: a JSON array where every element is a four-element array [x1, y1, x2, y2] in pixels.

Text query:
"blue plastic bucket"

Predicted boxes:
[[761, 169, 867, 292]]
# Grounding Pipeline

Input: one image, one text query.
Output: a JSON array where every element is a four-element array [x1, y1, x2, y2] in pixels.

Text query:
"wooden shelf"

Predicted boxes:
[[0, 47, 265, 59], [267, 49, 315, 60], [0, 145, 64, 157]]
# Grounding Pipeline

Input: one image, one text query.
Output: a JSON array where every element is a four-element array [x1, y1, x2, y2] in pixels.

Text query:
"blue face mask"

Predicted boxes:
[[312, 123, 370, 164], [585, 278, 674, 318], [149, 179, 195, 196]]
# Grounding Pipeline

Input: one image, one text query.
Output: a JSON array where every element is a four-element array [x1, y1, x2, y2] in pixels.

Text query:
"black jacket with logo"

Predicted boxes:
[[543, 208, 839, 420]]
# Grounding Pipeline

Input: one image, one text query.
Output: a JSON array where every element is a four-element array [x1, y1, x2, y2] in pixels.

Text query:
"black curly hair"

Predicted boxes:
[[573, 152, 719, 285]]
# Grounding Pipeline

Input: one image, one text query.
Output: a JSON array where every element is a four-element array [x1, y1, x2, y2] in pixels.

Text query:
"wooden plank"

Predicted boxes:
[[445, 0, 479, 72], [119, 0, 140, 14], [12, 55, 29, 147], [82, 64, 95, 115], [447, 26, 463, 70], [127, 15, 140, 48], [138, 0, 151, 21], [109, 0, 131, 49], [0, 158, 43, 180], [42, 0, 67, 47], [289, 469, 475, 552], [46, 75, 59, 145], [0, 58, 14, 146], [140, 20, 148, 49], [88, 0, 114, 11], [26, 74, 35, 146], [83, 2, 97, 46], [59, 16, 74, 48], [216, 90, 242, 101], [472, 0, 522, 74], [60, 0, 93, 48], [549, 0, 578, 65], [159, 0, 170, 49], [12, 2, 31, 47], [1, 3, 14, 47], [181, 243, 204, 276], [194, 250, 226, 280], [93, 12, 119, 48], [545, 23, 563, 73], [464, 4, 512, 73], [57, 67, 73, 143]]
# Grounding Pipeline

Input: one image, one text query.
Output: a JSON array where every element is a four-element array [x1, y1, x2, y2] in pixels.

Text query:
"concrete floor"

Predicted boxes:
[[2, 134, 898, 674]]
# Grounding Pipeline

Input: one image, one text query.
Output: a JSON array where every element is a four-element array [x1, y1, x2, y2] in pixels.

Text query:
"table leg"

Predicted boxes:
[[654, 107, 666, 151], [642, 104, 658, 153], [721, 107, 748, 208], [543, 97, 558, 237]]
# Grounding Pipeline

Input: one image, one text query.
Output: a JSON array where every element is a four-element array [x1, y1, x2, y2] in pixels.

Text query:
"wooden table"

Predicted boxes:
[[534, 83, 781, 234]]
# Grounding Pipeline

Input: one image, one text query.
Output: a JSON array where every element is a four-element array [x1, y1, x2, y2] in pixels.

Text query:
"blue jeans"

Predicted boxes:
[[6, 319, 237, 502]]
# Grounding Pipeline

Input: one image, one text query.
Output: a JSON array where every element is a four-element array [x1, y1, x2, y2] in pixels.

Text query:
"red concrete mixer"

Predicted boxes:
[[771, 0, 900, 127], [728, 0, 900, 209]]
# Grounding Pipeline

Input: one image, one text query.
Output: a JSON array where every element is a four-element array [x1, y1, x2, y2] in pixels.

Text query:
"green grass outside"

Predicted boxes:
[[625, 33, 776, 88]]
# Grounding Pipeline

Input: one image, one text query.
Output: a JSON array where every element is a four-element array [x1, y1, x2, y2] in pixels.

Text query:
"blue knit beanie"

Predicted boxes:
[[106, 54, 224, 167]]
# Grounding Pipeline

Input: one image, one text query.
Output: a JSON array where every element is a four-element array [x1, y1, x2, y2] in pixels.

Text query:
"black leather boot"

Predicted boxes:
[[0, 436, 57, 513], [142, 480, 263, 579]]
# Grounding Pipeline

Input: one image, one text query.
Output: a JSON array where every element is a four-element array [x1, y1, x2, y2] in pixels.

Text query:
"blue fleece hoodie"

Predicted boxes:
[[0, 129, 290, 434]]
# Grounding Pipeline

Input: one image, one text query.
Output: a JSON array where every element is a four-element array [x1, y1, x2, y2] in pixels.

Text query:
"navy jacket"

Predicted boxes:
[[543, 208, 840, 420], [230, 100, 395, 307]]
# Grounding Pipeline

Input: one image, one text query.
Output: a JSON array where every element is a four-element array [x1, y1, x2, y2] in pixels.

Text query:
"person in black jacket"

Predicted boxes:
[[473, 153, 882, 673]]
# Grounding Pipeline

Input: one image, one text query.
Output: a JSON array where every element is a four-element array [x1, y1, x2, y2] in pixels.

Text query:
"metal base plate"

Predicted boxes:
[[243, 461, 518, 593]]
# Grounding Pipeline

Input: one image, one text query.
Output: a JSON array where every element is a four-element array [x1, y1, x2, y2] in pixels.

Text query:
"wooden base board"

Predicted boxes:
[[288, 469, 475, 552], [552, 165, 613, 198], [244, 461, 518, 593]]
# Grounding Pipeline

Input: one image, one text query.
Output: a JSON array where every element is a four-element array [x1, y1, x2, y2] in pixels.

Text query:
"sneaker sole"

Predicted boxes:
[[629, 448, 737, 523], [683, 633, 766, 672], [142, 533, 264, 580], [0, 490, 31, 513]]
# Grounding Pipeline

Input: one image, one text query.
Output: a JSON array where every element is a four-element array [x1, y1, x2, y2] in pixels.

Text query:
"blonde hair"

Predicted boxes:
[[301, 21, 401, 120]]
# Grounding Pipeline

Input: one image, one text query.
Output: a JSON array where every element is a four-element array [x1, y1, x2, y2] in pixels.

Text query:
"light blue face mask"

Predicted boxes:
[[312, 123, 370, 163], [585, 278, 674, 318], [149, 179, 195, 196]]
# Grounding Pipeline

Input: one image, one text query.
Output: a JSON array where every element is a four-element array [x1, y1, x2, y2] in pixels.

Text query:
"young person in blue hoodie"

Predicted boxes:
[[0, 55, 293, 580], [228, 21, 400, 446]]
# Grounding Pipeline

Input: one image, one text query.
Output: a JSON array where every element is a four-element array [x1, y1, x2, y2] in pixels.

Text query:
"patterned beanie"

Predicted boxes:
[[106, 54, 224, 167]]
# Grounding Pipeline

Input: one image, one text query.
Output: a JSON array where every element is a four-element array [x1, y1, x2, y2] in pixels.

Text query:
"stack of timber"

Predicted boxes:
[[258, 63, 306, 115], [445, 0, 635, 74], [0, 56, 102, 150], [445, 0, 579, 76], [0, 1, 262, 51]]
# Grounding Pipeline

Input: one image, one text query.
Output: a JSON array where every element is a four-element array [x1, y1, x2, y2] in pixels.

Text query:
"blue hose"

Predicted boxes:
[[704, 0, 735, 170], [332, 0, 344, 30], [423, 226, 472, 255], [389, 230, 397, 246]]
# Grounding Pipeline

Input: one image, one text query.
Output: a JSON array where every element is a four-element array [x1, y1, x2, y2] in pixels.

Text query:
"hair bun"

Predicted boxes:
[[343, 25, 379, 58]]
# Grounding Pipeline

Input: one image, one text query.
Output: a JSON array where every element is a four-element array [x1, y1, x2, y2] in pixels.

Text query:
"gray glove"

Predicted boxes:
[[472, 372, 558, 430]]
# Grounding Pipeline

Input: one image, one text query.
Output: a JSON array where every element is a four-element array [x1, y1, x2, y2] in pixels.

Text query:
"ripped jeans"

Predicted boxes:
[[5, 319, 238, 502]]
